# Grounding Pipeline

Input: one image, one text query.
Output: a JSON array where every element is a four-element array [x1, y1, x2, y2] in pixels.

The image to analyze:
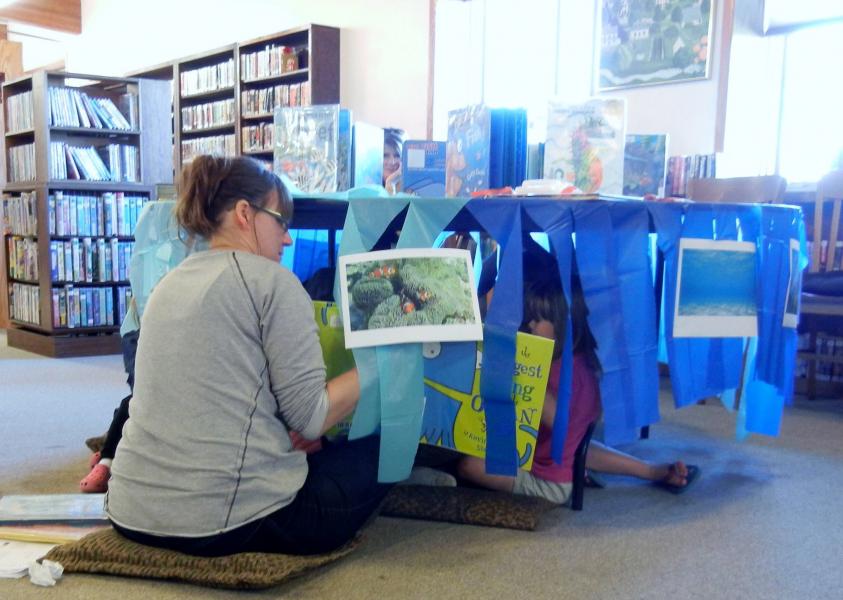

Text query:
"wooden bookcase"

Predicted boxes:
[[1, 71, 171, 357], [128, 24, 339, 172]]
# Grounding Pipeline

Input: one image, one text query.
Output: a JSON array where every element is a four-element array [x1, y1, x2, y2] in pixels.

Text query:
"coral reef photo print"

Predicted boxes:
[[338, 248, 483, 349]]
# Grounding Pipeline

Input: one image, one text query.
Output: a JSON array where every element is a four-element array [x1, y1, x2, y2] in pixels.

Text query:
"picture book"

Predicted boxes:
[[0, 494, 107, 525], [544, 99, 626, 195], [421, 332, 554, 470], [402, 140, 446, 197], [0, 523, 109, 544], [274, 104, 350, 193], [351, 122, 384, 187], [313, 301, 356, 438], [623, 134, 668, 197], [446, 105, 491, 197]]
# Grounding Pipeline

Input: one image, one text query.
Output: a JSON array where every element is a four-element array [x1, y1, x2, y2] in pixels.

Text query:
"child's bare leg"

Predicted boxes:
[[586, 441, 688, 486], [456, 456, 516, 492]]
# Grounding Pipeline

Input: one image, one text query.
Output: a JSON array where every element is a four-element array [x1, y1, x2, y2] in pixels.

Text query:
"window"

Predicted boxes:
[[432, 0, 597, 142], [777, 21, 843, 182]]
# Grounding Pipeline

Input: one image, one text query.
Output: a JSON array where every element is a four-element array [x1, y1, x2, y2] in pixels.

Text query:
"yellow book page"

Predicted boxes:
[[423, 332, 553, 470]]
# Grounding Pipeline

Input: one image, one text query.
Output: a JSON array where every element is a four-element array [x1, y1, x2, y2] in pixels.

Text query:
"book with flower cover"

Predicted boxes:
[[544, 99, 626, 195]]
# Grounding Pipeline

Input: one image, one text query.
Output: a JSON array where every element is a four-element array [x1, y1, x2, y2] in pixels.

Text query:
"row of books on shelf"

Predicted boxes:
[[6, 236, 38, 281], [182, 134, 236, 164], [50, 238, 133, 283], [52, 284, 132, 328], [240, 44, 301, 81], [180, 59, 236, 97], [49, 191, 148, 237], [181, 98, 235, 132], [49, 142, 140, 182], [797, 333, 843, 382], [242, 123, 273, 153], [8, 143, 36, 182], [6, 90, 34, 133], [805, 241, 843, 272], [665, 154, 717, 197], [8, 282, 132, 328], [0, 193, 37, 236], [48, 87, 137, 130], [241, 82, 310, 116]]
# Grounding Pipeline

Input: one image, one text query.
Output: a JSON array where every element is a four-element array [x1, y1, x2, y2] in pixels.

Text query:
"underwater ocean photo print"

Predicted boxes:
[[673, 238, 758, 338], [783, 239, 802, 329], [338, 248, 482, 349]]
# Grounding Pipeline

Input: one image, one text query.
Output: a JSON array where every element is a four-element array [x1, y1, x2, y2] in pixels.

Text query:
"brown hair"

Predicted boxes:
[[175, 155, 292, 238], [520, 266, 601, 375]]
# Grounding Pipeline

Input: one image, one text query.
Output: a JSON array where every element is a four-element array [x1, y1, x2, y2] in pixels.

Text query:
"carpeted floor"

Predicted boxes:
[[2, 330, 842, 599]]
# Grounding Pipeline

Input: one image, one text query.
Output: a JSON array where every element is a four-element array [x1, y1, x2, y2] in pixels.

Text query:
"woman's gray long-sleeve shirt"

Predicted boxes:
[[107, 250, 328, 537]]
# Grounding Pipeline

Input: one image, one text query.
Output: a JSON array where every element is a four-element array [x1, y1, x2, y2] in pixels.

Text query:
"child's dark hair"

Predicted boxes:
[[521, 267, 601, 375], [176, 155, 292, 238]]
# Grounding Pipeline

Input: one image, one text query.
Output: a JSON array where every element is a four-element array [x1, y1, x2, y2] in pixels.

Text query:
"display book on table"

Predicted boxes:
[[314, 301, 553, 470], [273, 104, 383, 193], [402, 140, 446, 197], [445, 105, 527, 197]]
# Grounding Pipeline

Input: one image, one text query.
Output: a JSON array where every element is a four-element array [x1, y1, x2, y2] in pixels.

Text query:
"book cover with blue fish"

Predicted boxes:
[[403, 140, 446, 197], [446, 105, 491, 197]]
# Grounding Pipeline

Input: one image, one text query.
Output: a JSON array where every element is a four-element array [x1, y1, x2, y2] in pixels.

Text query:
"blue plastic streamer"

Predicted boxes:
[[572, 202, 659, 445], [334, 198, 410, 441], [522, 201, 574, 463], [466, 201, 524, 476], [373, 198, 468, 482]]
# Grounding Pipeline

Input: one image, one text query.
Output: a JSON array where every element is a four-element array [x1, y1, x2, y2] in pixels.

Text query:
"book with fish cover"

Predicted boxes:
[[446, 105, 491, 197], [623, 134, 668, 197], [403, 140, 446, 197]]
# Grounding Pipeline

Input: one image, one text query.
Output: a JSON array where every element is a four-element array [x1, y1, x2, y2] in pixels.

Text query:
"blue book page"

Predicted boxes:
[[352, 122, 384, 187], [446, 105, 491, 197], [402, 140, 446, 197]]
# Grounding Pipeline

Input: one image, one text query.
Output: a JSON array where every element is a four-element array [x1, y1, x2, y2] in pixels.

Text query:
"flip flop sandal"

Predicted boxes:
[[656, 464, 701, 495]]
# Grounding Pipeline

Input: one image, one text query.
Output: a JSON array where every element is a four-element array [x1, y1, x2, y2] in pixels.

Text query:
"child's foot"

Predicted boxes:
[[88, 451, 101, 471], [401, 466, 457, 487], [653, 461, 701, 494], [80, 463, 110, 493]]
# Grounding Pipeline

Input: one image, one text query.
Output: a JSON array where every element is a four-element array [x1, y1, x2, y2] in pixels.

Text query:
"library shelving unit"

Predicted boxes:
[[144, 24, 339, 171], [2, 71, 171, 357]]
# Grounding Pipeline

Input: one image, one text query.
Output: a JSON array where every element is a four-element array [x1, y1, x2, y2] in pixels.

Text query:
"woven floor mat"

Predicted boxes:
[[44, 528, 360, 590], [380, 484, 557, 530]]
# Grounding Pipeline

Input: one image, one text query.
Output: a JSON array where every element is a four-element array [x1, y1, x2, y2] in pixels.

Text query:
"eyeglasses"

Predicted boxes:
[[249, 203, 290, 233]]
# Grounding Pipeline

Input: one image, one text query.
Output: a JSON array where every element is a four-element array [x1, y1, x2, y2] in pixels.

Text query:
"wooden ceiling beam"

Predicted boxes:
[[0, 0, 82, 35]]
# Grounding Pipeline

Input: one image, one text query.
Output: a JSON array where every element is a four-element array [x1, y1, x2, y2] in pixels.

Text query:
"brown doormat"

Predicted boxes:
[[380, 485, 557, 530], [43, 528, 360, 590]]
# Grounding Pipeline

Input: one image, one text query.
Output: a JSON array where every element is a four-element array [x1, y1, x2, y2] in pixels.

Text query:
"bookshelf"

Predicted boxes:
[[158, 24, 339, 169], [1, 71, 171, 357]]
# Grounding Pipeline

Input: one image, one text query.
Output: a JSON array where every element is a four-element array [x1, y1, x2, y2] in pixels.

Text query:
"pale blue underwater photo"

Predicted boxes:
[[678, 248, 756, 316]]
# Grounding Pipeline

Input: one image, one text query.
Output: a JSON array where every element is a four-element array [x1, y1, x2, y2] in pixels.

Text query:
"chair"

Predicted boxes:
[[685, 175, 787, 203], [570, 421, 596, 511], [798, 171, 843, 398]]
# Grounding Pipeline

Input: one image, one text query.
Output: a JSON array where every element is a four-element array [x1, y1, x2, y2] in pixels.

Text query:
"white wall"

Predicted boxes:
[[64, 0, 431, 138]]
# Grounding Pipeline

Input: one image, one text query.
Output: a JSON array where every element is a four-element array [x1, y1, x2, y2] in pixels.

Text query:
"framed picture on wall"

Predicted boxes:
[[598, 0, 714, 91]]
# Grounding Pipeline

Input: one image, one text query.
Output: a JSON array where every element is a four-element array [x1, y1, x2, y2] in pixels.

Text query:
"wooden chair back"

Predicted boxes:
[[810, 170, 843, 274], [685, 175, 787, 204]]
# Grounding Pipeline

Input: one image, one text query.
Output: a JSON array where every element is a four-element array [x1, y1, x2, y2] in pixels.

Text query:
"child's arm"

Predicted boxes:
[[540, 391, 557, 429]]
